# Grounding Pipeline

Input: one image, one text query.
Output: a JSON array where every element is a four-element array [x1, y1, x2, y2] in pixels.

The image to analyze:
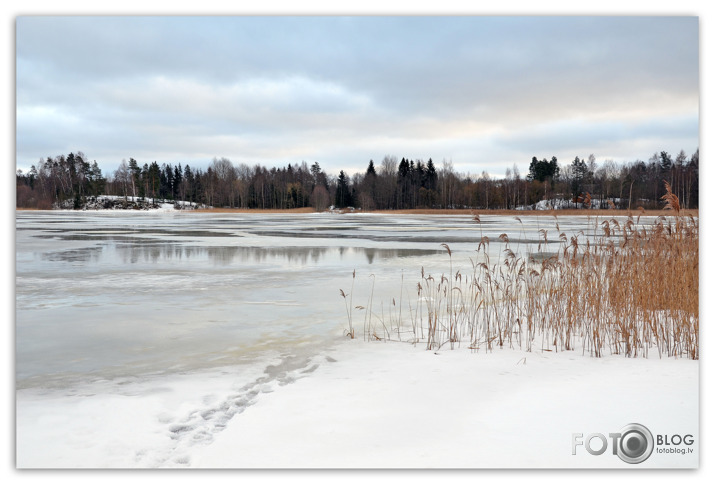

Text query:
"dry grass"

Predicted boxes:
[[339, 270, 357, 339], [346, 183, 699, 359]]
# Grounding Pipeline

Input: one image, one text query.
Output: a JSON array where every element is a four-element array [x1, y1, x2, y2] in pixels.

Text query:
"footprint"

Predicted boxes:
[[157, 353, 322, 465]]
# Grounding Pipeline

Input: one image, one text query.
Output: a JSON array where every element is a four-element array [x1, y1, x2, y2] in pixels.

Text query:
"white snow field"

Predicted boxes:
[[16, 339, 698, 468], [14, 211, 699, 469]]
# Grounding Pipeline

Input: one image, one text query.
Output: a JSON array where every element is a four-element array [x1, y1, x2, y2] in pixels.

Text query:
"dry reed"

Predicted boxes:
[[344, 182, 698, 359]]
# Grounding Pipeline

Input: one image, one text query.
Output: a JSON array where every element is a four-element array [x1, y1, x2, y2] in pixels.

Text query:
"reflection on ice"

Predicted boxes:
[[41, 242, 442, 267]]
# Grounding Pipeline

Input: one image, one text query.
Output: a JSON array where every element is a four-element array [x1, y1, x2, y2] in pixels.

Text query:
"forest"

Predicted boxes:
[[16, 149, 699, 211]]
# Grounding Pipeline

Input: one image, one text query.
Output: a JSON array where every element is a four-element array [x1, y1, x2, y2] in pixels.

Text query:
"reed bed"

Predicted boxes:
[[341, 183, 699, 359]]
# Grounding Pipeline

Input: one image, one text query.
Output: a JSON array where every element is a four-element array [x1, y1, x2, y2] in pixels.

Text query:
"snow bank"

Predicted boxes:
[[193, 341, 698, 468], [52, 195, 201, 212], [528, 197, 625, 211], [17, 339, 698, 469]]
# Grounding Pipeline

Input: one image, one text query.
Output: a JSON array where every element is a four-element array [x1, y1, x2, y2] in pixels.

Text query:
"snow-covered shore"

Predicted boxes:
[[44, 194, 625, 212], [16, 338, 698, 469], [51, 195, 199, 211]]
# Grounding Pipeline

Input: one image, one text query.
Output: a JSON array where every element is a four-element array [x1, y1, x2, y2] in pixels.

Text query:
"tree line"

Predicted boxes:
[[16, 149, 699, 211]]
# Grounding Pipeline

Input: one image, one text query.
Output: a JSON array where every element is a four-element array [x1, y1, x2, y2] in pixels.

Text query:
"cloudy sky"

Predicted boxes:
[[16, 15, 699, 178]]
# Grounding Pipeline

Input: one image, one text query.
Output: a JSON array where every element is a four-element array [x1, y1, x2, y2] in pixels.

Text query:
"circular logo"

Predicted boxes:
[[617, 423, 654, 464]]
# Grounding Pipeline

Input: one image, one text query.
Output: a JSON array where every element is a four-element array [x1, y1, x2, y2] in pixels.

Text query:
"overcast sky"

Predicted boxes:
[[15, 15, 699, 177]]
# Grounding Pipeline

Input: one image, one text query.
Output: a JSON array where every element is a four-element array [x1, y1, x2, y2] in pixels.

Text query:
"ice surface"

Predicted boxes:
[[15, 211, 695, 469]]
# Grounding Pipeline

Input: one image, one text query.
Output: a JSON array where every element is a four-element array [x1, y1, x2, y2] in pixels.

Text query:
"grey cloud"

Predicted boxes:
[[16, 16, 699, 175]]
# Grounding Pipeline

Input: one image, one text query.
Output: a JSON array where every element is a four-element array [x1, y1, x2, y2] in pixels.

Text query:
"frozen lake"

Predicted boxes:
[[15, 210, 648, 389], [17, 210, 697, 469]]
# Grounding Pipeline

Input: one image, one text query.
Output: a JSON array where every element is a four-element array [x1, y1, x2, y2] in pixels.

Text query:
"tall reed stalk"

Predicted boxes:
[[342, 182, 698, 359]]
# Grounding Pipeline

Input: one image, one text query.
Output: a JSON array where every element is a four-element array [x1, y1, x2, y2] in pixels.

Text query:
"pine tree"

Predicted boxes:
[[335, 170, 352, 208], [173, 164, 183, 201], [426, 158, 437, 191], [366, 159, 376, 176], [570, 156, 588, 197], [128, 158, 141, 198]]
